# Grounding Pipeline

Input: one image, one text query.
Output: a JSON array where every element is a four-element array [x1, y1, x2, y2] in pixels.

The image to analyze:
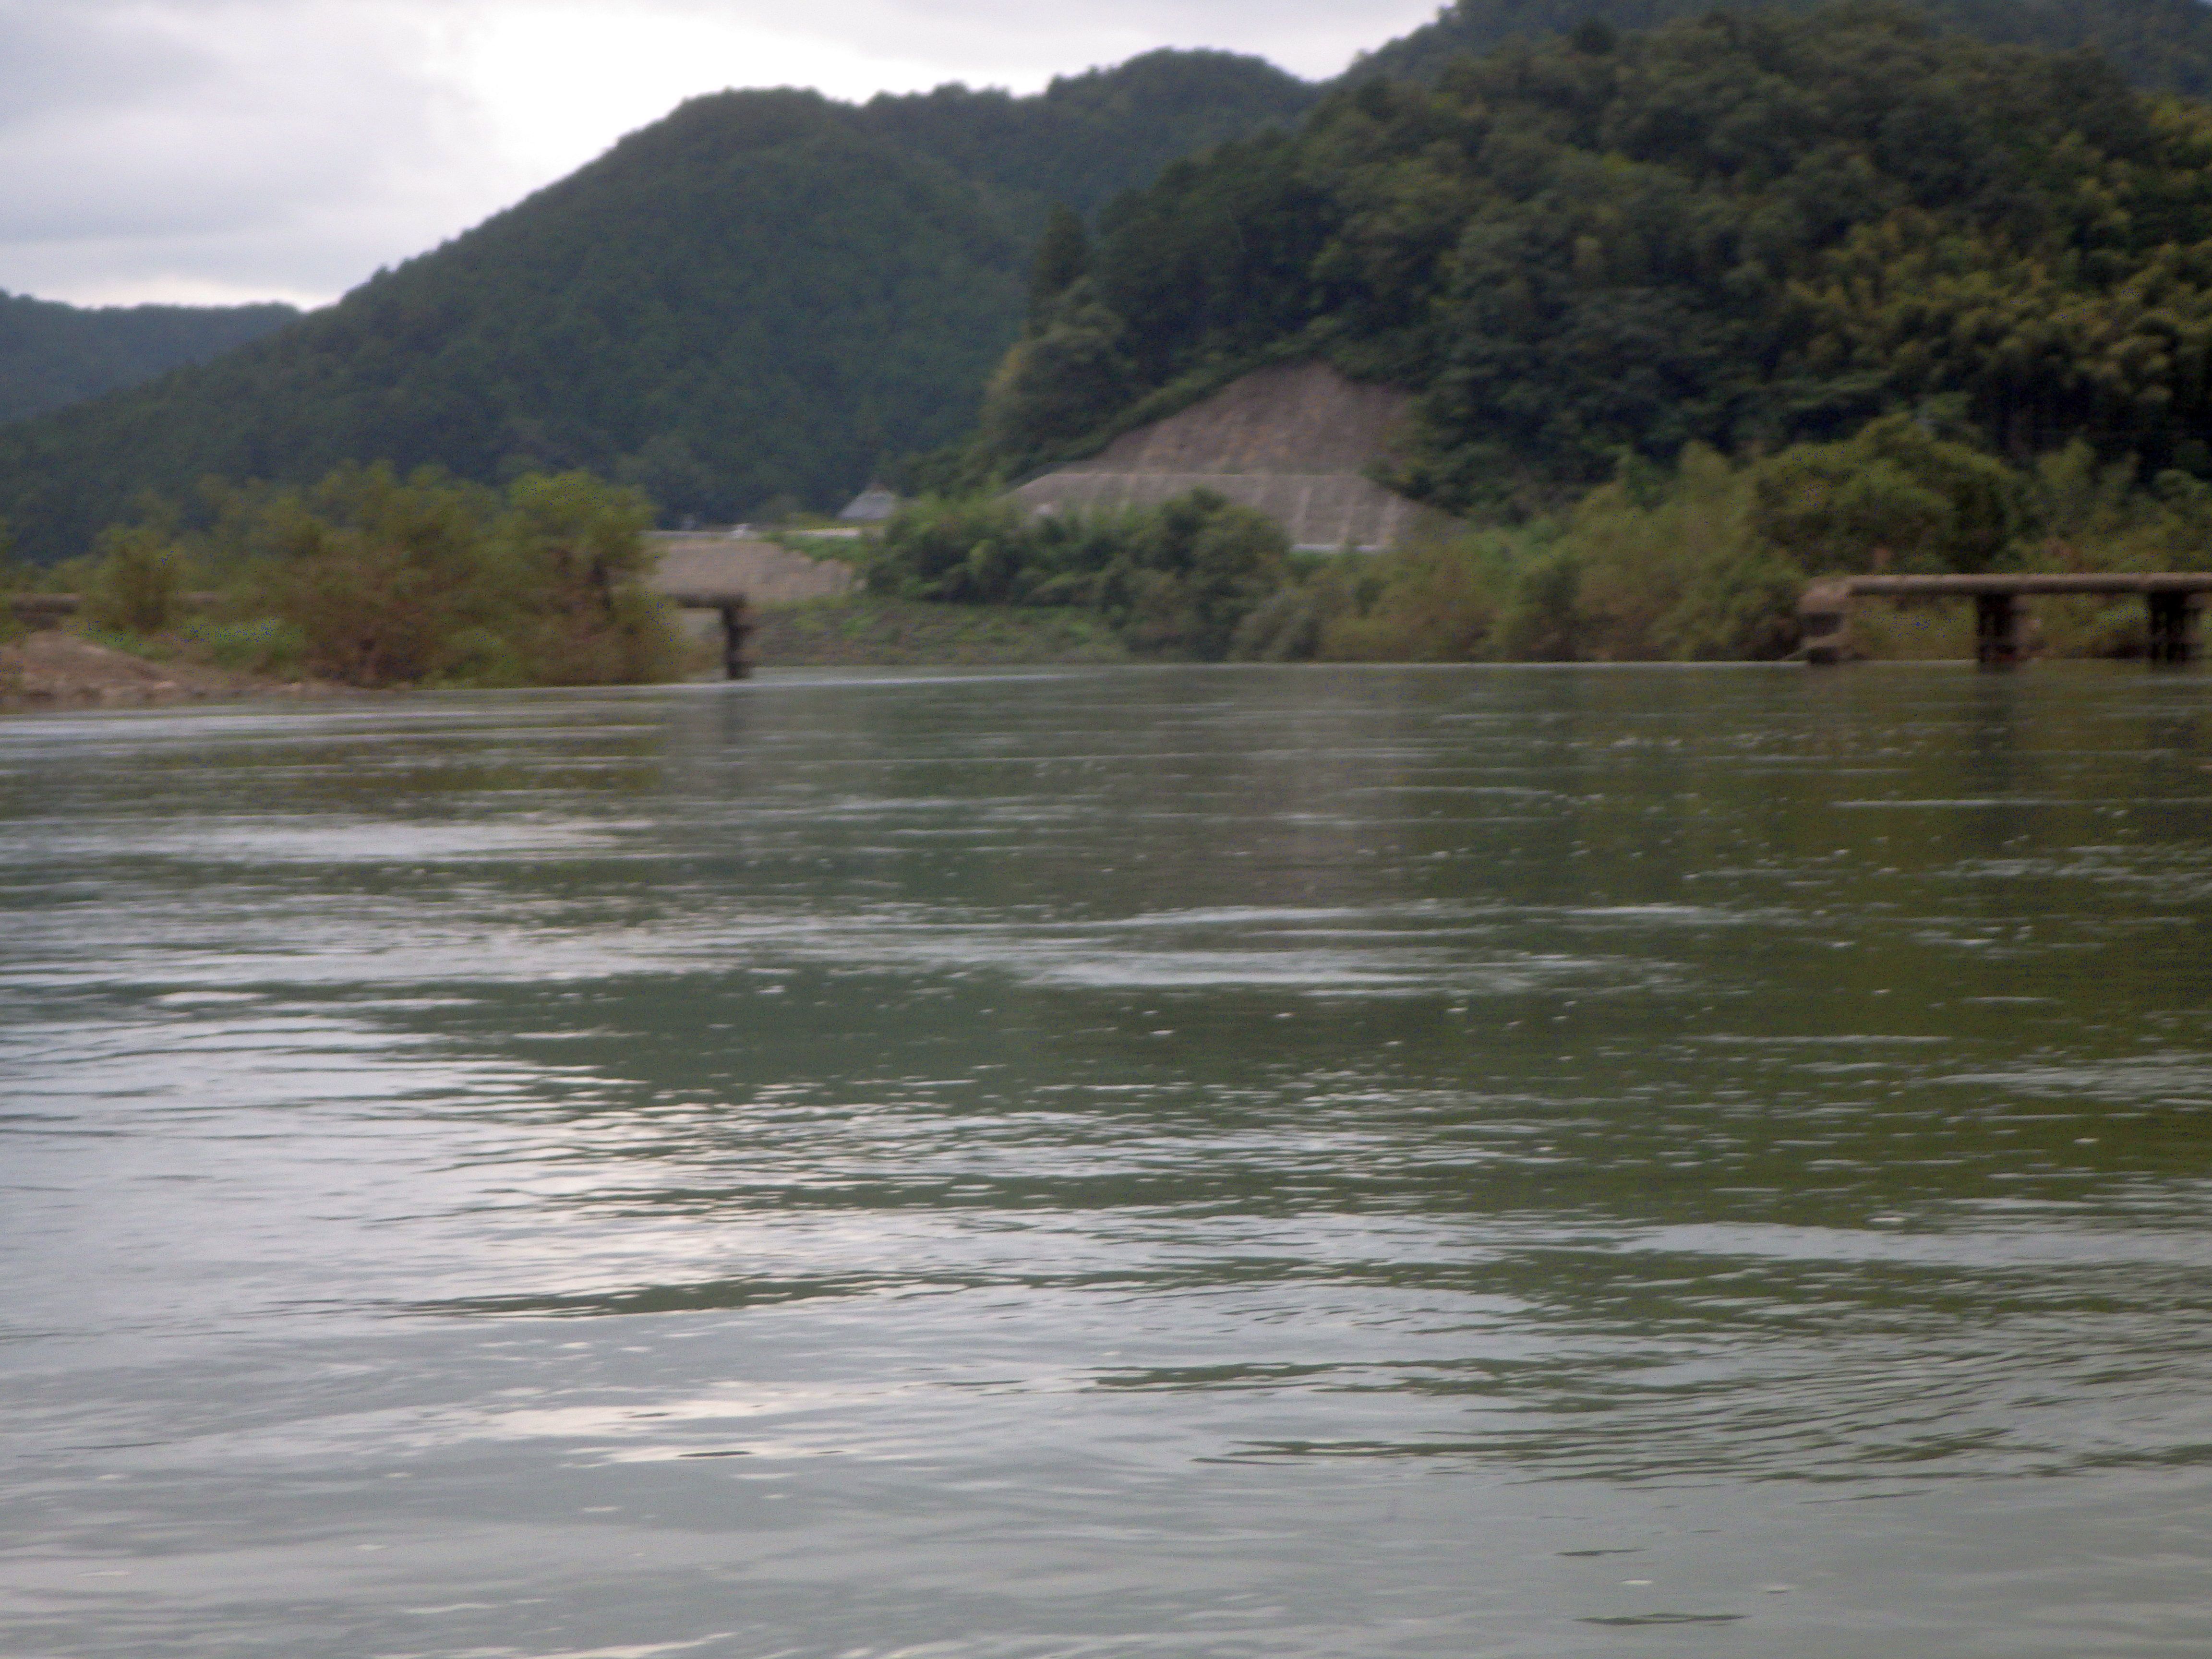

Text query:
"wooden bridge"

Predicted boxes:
[[1798, 573, 2212, 665]]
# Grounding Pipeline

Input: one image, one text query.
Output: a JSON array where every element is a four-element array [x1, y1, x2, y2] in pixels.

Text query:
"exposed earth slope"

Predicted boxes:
[[1011, 361, 1439, 549]]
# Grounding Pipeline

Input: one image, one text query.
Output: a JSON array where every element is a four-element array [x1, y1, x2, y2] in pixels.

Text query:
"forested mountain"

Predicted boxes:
[[1357, 0, 2212, 99], [0, 50, 1310, 564], [0, 292, 297, 426], [979, 6, 2212, 513], [851, 50, 1319, 237], [11, 3, 2212, 564]]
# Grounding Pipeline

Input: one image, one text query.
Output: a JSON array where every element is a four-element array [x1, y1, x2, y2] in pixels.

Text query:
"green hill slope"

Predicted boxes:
[[1356, 0, 2212, 98], [977, 5, 2212, 512], [851, 49, 1321, 236], [0, 292, 297, 426], [0, 51, 1311, 565]]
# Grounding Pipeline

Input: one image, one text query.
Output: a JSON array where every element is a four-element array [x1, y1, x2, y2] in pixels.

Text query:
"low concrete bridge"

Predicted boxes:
[[644, 533, 857, 679], [1798, 573, 2212, 666]]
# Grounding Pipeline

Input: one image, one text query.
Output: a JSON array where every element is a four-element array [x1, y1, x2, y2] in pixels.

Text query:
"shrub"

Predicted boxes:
[[873, 488, 1290, 659], [82, 521, 188, 635], [190, 617, 307, 676], [82, 462, 678, 688]]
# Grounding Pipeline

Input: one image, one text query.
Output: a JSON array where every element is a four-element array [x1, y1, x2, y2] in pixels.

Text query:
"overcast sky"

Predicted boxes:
[[0, 0, 1441, 311]]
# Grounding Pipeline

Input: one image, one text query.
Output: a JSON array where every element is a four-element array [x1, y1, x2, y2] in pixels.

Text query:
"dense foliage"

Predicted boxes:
[[881, 413, 2212, 663], [0, 292, 297, 426], [0, 52, 1310, 567], [871, 490, 1291, 658], [981, 7, 2212, 514], [1306, 423, 2212, 661], [1358, 0, 2212, 100], [851, 51, 1317, 240], [66, 465, 679, 688]]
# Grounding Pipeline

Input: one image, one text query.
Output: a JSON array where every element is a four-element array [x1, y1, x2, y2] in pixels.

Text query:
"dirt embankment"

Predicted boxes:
[[1012, 360, 1448, 551], [0, 631, 348, 713], [1061, 360, 1414, 475]]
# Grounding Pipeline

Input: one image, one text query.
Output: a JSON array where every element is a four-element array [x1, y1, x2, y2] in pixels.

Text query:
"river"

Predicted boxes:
[[3, 663, 2209, 1657]]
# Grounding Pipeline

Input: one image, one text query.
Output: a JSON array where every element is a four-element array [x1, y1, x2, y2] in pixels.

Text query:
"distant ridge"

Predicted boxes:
[[0, 291, 297, 427]]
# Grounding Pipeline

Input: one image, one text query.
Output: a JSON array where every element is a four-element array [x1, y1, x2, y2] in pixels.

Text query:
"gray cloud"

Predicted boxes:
[[0, 6, 207, 128], [0, 1, 516, 302], [700, 0, 1438, 76]]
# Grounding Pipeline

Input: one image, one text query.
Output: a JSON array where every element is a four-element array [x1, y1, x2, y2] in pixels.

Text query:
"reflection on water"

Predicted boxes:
[[3, 664, 2210, 1657]]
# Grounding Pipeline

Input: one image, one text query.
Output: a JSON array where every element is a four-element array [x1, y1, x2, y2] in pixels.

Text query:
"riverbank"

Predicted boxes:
[[5, 599, 1122, 710], [0, 630, 349, 712]]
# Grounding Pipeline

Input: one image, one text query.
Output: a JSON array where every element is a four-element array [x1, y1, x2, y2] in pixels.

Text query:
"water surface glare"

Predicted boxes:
[[3, 663, 2210, 1658]]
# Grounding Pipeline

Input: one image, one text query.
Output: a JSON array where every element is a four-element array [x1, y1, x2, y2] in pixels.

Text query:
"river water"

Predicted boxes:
[[3, 664, 2209, 1658]]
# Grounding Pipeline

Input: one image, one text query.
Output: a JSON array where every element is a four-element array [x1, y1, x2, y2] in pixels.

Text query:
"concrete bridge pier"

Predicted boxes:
[[717, 602, 751, 680], [1795, 580, 1854, 665], [1974, 593, 2022, 667], [2146, 591, 2198, 664], [1801, 572, 2212, 667]]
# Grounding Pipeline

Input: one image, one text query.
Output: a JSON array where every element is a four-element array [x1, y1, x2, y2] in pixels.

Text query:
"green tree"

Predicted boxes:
[[872, 487, 1288, 658], [1750, 415, 2026, 573], [80, 462, 680, 688], [1027, 206, 1092, 328], [82, 517, 188, 636], [486, 471, 679, 685]]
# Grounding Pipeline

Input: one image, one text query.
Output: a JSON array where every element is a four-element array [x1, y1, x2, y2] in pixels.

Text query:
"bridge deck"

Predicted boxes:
[[1799, 571, 2212, 664]]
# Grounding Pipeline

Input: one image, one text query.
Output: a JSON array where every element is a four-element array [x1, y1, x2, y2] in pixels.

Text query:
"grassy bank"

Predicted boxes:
[[744, 595, 1128, 667]]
